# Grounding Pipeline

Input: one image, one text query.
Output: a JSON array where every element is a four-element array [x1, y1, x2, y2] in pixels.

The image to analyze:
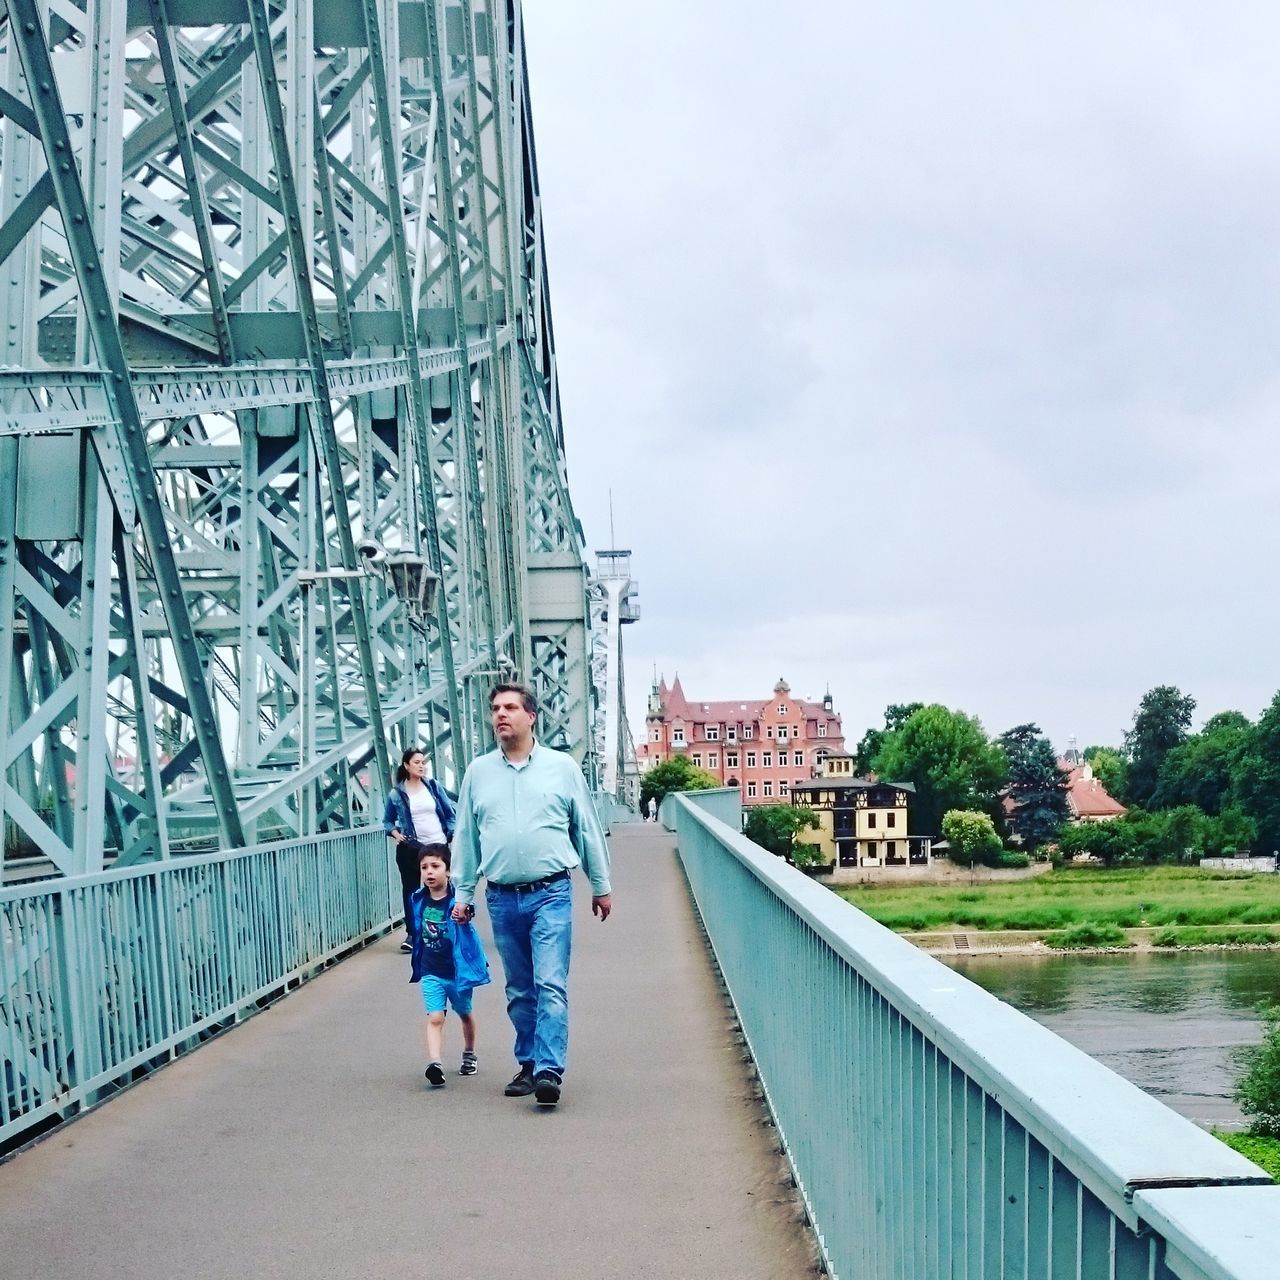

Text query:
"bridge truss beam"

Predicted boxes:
[[0, 0, 599, 876]]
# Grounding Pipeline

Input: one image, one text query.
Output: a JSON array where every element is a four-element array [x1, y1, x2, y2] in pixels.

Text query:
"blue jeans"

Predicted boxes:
[[485, 877, 572, 1078]]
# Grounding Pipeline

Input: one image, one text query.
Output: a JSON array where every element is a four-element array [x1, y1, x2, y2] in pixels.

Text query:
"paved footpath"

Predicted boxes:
[[0, 822, 818, 1279]]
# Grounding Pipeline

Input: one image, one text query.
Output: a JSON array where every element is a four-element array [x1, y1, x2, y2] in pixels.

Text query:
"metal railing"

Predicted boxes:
[[1, 827, 395, 1149], [669, 793, 1280, 1280]]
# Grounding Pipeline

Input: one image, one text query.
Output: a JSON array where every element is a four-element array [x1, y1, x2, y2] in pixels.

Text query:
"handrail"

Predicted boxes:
[[1, 826, 395, 1151], [670, 792, 1279, 1280]]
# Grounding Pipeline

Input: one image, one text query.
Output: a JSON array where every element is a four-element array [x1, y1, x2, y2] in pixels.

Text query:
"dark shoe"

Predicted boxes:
[[503, 1064, 535, 1096], [534, 1071, 561, 1106], [459, 1051, 478, 1077], [399, 938, 413, 953], [425, 1062, 446, 1088]]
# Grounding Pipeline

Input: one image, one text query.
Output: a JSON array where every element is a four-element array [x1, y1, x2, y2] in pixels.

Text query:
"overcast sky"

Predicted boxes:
[[520, 2, 1280, 754]]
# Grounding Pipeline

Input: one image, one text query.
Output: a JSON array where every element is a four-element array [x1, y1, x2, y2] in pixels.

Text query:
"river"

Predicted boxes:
[[944, 950, 1280, 1128]]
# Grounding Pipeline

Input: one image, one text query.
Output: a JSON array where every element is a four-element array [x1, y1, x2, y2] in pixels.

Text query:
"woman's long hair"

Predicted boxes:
[[395, 747, 425, 785]]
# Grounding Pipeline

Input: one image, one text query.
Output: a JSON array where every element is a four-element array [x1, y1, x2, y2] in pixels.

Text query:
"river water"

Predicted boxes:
[[944, 950, 1280, 1127]]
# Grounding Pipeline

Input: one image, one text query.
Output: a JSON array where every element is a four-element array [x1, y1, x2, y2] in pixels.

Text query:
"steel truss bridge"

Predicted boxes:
[[0, 0, 637, 878]]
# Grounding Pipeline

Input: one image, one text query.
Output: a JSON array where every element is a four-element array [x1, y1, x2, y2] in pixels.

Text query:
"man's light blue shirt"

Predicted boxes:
[[452, 742, 612, 905]]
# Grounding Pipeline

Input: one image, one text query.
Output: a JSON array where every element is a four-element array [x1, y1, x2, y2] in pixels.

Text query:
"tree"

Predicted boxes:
[[998, 723, 1071, 851], [940, 810, 1004, 867], [1235, 1006, 1280, 1137], [1202, 805, 1257, 857], [871, 704, 1007, 837], [1082, 746, 1128, 805], [743, 804, 820, 863], [639, 756, 719, 813], [854, 702, 924, 775], [1152, 710, 1251, 815], [1231, 692, 1280, 856], [1123, 685, 1196, 808]]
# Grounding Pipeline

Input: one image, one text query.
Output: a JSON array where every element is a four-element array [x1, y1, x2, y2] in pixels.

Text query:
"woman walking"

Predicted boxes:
[[384, 747, 457, 951]]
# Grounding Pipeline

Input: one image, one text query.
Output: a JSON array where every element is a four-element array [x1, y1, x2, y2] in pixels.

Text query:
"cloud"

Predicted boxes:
[[524, 1, 1280, 754]]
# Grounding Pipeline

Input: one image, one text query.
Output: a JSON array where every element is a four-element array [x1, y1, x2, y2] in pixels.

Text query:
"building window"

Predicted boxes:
[[777, 725, 788, 741], [726, 726, 737, 741], [779, 781, 789, 796], [763, 781, 773, 797], [746, 751, 756, 768], [766, 725, 774, 738], [650, 729, 660, 742], [867, 812, 877, 828], [672, 728, 685, 745], [705, 725, 719, 741], [727, 752, 739, 768], [708, 753, 719, 768], [742, 726, 753, 739], [777, 704, 787, 715], [692, 753, 702, 766], [747, 781, 757, 798], [763, 752, 773, 768], [818, 723, 827, 738], [777, 750, 789, 767], [887, 811, 896, 828]]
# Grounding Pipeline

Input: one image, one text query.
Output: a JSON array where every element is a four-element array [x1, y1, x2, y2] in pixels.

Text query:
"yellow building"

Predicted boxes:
[[792, 755, 932, 869]]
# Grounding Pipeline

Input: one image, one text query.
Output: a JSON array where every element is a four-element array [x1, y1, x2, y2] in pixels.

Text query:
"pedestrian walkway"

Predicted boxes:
[[0, 823, 818, 1279]]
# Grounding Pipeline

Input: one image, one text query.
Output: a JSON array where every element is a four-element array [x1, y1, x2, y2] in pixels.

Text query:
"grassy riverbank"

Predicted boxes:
[[836, 866, 1280, 935]]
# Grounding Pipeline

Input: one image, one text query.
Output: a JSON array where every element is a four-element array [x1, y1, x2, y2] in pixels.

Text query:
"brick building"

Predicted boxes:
[[637, 675, 847, 808]]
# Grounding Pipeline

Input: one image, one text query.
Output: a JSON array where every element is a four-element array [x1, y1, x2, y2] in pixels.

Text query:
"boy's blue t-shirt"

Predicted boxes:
[[416, 888, 455, 979]]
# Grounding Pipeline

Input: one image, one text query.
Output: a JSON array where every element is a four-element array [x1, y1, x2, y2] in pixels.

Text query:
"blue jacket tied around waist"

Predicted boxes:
[[407, 885, 491, 988]]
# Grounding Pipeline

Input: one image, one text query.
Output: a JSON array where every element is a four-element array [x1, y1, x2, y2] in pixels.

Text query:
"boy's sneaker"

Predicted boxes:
[[503, 1064, 535, 1096], [399, 937, 413, 953], [533, 1071, 561, 1107], [424, 1062, 446, 1088], [459, 1051, 478, 1077]]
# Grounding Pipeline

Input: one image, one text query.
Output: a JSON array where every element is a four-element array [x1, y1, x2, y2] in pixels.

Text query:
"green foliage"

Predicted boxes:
[[998, 723, 1071, 851], [1082, 747, 1128, 806], [1123, 685, 1196, 809], [1152, 926, 1279, 947], [1232, 691, 1280, 856], [1152, 710, 1252, 816], [743, 804, 820, 862], [995, 850, 1032, 868], [1044, 922, 1130, 950], [1235, 1007, 1280, 1137], [872, 705, 1007, 837], [1201, 806, 1259, 858], [1056, 805, 1215, 867], [940, 810, 1005, 867], [1214, 1131, 1280, 1179], [639, 756, 720, 812], [854, 702, 924, 775]]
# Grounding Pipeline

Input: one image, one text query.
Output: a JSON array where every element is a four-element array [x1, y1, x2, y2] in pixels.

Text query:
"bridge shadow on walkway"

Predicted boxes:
[[0, 823, 818, 1279]]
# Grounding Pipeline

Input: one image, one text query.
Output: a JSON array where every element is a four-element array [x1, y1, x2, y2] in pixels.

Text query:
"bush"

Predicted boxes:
[[995, 851, 1031, 869], [743, 804, 820, 861], [1044, 922, 1130, 950], [941, 810, 1004, 867], [1214, 1131, 1280, 1179], [1235, 1008, 1280, 1137], [639, 756, 720, 812]]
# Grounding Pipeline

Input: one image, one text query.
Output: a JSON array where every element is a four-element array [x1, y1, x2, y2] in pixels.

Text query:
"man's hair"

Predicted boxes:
[[410, 840, 451, 870], [489, 682, 537, 716]]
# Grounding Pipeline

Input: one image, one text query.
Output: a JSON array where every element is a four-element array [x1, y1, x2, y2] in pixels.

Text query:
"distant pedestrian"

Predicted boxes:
[[452, 683, 612, 1107], [384, 747, 456, 952], [646, 795, 657, 822], [406, 841, 489, 1086]]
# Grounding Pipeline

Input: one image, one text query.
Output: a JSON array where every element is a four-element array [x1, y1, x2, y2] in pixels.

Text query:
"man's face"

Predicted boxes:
[[491, 692, 535, 746]]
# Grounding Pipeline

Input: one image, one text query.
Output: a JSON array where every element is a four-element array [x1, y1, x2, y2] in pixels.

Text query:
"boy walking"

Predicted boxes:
[[406, 841, 490, 1086]]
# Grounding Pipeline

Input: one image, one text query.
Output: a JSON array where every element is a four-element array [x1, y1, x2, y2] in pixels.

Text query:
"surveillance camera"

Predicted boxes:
[[356, 539, 385, 563]]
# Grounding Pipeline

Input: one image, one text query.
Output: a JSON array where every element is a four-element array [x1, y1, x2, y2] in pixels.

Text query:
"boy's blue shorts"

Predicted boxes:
[[420, 974, 474, 1016]]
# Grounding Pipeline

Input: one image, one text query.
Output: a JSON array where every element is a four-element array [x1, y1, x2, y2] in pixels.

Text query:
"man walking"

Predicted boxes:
[[451, 683, 612, 1107]]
